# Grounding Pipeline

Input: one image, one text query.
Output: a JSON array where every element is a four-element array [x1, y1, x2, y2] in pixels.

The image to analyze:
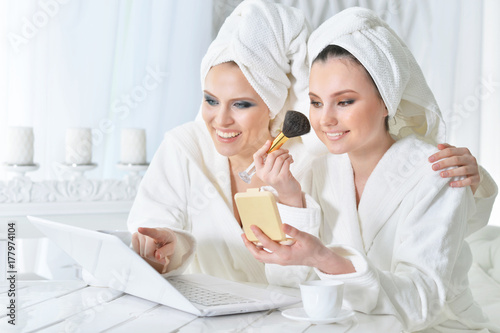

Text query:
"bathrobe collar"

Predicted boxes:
[[324, 135, 435, 253]]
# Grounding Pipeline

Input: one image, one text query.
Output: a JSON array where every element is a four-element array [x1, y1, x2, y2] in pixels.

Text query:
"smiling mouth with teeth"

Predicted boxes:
[[216, 130, 241, 139], [326, 131, 349, 137]]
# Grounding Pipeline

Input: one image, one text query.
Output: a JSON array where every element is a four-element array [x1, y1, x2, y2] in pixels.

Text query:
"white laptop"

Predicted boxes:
[[27, 216, 300, 317]]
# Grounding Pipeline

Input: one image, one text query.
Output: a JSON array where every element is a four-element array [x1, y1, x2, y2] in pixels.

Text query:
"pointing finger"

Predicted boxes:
[[138, 227, 164, 240], [144, 236, 157, 259], [157, 242, 176, 261], [131, 232, 140, 254]]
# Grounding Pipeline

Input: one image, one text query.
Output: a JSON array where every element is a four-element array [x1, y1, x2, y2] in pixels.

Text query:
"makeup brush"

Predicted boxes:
[[239, 110, 311, 183]]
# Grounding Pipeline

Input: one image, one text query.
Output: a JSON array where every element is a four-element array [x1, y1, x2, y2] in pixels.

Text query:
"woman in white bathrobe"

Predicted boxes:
[[127, 0, 321, 284], [244, 7, 499, 332]]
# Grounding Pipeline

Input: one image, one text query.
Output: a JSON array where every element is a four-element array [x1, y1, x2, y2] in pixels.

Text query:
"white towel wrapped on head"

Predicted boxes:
[[308, 7, 445, 145], [198, 0, 310, 136]]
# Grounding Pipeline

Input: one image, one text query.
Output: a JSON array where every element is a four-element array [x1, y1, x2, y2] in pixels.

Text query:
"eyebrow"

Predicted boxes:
[[309, 89, 356, 98], [203, 90, 257, 102], [203, 91, 216, 98]]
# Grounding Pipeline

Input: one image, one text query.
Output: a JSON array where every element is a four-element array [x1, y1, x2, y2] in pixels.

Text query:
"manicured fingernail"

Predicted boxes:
[[441, 171, 448, 177], [429, 156, 435, 162], [432, 163, 439, 170], [450, 182, 456, 187]]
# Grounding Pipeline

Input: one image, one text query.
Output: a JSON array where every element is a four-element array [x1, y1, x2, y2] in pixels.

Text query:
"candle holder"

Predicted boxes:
[[57, 162, 98, 179], [117, 162, 149, 177], [1, 163, 39, 178]]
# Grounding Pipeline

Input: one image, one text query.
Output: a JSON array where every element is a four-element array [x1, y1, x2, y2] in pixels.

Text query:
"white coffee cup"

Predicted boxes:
[[300, 280, 344, 319]]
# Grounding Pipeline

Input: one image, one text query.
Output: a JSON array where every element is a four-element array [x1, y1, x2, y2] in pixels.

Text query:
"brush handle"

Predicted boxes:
[[238, 132, 289, 184], [238, 162, 257, 184]]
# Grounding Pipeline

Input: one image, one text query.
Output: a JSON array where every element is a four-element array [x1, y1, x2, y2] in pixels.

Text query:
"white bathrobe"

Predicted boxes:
[[467, 166, 498, 237], [302, 136, 499, 333], [127, 121, 320, 285]]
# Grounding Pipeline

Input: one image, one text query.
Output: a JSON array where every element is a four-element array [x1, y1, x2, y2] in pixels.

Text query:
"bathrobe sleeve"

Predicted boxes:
[[264, 192, 322, 287], [127, 134, 196, 277], [467, 166, 498, 236], [315, 181, 475, 331]]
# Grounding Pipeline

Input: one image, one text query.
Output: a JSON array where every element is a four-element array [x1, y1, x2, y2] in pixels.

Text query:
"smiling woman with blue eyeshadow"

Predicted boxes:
[[125, 0, 320, 285]]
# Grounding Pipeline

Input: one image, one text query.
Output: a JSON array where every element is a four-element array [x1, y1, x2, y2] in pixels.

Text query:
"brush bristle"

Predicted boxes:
[[282, 110, 311, 138]]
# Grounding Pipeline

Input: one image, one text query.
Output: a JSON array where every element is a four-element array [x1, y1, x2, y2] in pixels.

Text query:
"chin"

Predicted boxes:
[[323, 142, 348, 155], [213, 143, 238, 157], [328, 148, 346, 155]]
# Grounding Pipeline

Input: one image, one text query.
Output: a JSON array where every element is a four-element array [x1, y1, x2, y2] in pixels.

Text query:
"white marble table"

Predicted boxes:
[[0, 280, 404, 333]]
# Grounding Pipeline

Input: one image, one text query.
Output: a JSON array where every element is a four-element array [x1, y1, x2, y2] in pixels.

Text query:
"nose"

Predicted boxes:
[[215, 104, 234, 126], [319, 106, 338, 127]]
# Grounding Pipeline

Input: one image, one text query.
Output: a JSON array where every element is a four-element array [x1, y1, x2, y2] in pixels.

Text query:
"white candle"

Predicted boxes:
[[5, 127, 34, 165], [120, 128, 146, 164], [66, 128, 92, 165]]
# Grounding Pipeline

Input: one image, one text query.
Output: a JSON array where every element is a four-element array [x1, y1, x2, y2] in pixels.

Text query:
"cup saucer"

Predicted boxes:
[[281, 307, 354, 325]]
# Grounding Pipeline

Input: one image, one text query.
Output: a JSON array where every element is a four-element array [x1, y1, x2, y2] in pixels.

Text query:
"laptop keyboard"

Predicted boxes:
[[168, 278, 257, 307]]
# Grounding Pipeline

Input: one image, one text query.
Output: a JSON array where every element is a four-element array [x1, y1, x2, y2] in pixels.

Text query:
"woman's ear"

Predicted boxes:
[[383, 105, 389, 117]]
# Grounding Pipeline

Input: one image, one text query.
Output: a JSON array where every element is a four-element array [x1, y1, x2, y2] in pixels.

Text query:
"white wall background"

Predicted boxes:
[[0, 0, 215, 180], [1, 0, 499, 225]]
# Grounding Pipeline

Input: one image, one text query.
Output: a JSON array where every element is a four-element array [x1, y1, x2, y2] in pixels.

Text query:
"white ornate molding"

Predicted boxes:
[[0, 175, 143, 216], [0, 176, 141, 204]]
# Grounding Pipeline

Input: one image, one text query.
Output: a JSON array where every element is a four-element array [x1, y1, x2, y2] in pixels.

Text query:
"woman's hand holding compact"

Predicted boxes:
[[241, 223, 355, 275], [428, 143, 480, 194], [253, 140, 303, 208], [131, 227, 177, 274]]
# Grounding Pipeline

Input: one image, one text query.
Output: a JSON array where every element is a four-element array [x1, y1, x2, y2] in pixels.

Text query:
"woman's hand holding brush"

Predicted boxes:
[[238, 110, 311, 183], [253, 140, 303, 208]]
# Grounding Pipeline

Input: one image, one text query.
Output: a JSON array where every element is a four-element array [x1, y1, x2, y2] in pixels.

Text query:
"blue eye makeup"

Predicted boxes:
[[204, 94, 218, 106], [233, 101, 255, 109]]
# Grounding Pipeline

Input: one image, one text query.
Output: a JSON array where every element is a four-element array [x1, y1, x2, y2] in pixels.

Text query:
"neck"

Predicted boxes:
[[348, 132, 395, 181], [229, 132, 273, 173], [228, 152, 254, 174]]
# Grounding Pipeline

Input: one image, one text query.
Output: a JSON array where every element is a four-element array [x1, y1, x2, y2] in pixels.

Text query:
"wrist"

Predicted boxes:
[[278, 191, 304, 208], [314, 247, 355, 275]]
